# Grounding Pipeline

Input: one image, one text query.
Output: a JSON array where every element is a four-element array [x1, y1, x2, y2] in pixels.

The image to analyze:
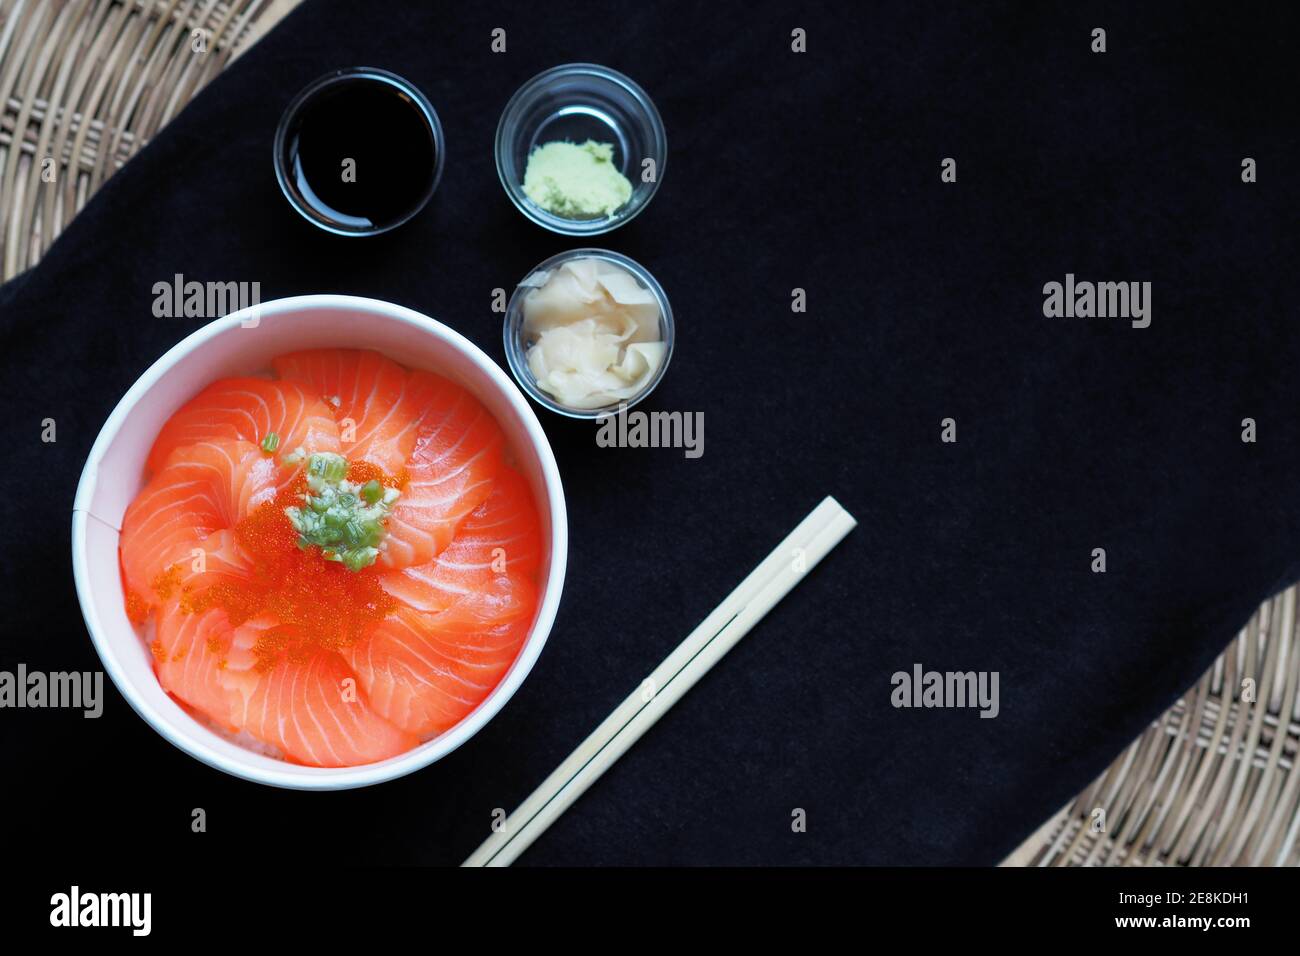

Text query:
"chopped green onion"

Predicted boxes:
[[282, 451, 400, 572], [340, 547, 378, 572], [260, 432, 280, 454], [307, 452, 348, 485]]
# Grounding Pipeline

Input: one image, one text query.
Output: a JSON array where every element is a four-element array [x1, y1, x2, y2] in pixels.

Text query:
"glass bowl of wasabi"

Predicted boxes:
[[495, 64, 666, 236], [504, 249, 674, 419]]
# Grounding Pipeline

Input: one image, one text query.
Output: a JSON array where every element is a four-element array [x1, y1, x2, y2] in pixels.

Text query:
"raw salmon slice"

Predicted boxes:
[[220, 617, 418, 767], [153, 601, 239, 733], [380, 467, 541, 612], [272, 349, 422, 478], [119, 440, 276, 609], [381, 371, 505, 569], [346, 575, 537, 737], [147, 377, 340, 475], [136, 526, 257, 633], [165, 528, 255, 599]]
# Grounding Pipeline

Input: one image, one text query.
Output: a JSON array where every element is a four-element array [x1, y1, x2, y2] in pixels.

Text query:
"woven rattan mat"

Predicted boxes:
[[2, 0, 1295, 867]]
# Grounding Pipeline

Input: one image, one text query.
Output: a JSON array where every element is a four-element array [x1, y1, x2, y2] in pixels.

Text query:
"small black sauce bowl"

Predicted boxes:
[[273, 67, 445, 237]]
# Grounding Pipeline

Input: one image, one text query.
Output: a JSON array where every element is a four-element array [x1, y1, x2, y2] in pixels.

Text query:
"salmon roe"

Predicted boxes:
[[124, 589, 150, 627], [184, 467, 400, 670]]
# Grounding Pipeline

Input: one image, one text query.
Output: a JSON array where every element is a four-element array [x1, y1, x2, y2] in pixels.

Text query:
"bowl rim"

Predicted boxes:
[[273, 67, 446, 237], [494, 62, 667, 236], [71, 294, 568, 790]]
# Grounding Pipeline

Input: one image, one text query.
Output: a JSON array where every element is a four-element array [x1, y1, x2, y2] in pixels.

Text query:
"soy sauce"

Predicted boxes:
[[277, 70, 442, 235]]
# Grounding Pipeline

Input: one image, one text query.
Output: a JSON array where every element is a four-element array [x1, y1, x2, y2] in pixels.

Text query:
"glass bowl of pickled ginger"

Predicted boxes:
[[503, 249, 674, 419]]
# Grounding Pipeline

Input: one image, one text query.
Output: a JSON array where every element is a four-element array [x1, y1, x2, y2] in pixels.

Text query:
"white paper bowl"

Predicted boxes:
[[71, 295, 567, 790]]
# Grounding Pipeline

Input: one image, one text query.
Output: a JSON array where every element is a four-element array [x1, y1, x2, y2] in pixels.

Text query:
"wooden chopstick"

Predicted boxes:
[[462, 495, 858, 867]]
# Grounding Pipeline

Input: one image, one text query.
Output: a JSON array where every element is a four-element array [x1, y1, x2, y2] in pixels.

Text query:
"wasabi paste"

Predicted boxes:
[[523, 140, 633, 219]]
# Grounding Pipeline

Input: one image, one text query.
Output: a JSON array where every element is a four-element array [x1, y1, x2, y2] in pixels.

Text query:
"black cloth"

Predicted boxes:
[[2, 0, 1297, 866]]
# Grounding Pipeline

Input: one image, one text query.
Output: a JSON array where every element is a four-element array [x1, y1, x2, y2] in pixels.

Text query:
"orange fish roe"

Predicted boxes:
[[347, 459, 405, 489], [151, 565, 183, 601], [125, 589, 150, 626], [188, 473, 396, 671]]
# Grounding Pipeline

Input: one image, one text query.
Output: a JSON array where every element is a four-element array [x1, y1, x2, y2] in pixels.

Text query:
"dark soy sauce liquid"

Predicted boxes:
[[285, 78, 436, 232]]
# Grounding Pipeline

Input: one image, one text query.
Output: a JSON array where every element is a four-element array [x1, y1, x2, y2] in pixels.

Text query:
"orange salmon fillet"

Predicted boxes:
[[119, 440, 275, 612], [380, 370, 505, 569], [147, 377, 340, 475]]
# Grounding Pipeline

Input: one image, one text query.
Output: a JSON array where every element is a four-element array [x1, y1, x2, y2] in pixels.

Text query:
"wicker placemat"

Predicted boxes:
[[1006, 591, 1300, 866], [2, 0, 1295, 867], [0, 0, 296, 274]]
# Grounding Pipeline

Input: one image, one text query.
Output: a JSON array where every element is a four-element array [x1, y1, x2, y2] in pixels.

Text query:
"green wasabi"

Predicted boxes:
[[523, 140, 633, 219]]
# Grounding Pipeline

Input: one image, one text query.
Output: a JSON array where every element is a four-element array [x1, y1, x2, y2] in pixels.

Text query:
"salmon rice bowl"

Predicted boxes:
[[116, 347, 545, 768]]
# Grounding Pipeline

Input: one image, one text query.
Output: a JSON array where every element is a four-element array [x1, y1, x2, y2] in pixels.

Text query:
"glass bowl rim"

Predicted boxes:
[[493, 63, 667, 237], [272, 66, 446, 238]]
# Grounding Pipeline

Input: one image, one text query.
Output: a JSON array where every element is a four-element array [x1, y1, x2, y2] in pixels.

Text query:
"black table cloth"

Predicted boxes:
[[2, 0, 1298, 866]]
